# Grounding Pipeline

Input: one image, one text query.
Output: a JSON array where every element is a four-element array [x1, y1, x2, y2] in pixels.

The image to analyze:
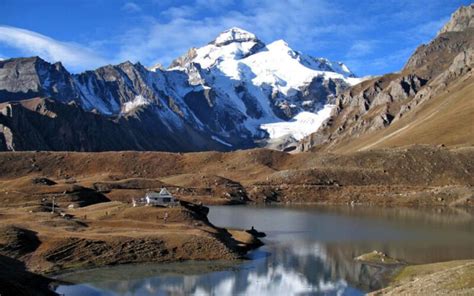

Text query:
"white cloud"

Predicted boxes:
[[122, 2, 142, 13], [0, 26, 108, 72]]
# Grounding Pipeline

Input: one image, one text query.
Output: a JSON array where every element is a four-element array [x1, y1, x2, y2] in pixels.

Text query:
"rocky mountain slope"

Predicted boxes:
[[298, 4, 474, 152], [0, 28, 358, 152], [0, 97, 226, 152]]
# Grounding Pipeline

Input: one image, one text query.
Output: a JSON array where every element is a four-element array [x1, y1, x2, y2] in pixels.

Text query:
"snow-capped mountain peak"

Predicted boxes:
[[168, 29, 263, 72], [174, 28, 358, 83], [170, 27, 358, 82], [176, 28, 264, 70], [165, 27, 362, 144], [212, 27, 260, 46]]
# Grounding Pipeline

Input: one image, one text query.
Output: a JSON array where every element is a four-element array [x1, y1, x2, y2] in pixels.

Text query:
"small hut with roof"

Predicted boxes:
[[145, 188, 179, 207]]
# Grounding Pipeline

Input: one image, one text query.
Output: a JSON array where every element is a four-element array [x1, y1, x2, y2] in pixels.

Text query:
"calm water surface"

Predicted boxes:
[[55, 205, 474, 295]]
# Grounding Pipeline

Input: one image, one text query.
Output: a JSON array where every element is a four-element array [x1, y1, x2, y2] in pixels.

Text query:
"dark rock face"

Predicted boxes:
[[0, 98, 228, 152], [0, 57, 78, 103], [297, 6, 474, 152]]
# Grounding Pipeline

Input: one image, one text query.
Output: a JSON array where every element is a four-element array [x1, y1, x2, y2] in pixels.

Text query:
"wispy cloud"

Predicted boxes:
[[0, 26, 108, 71], [122, 2, 142, 13], [346, 40, 377, 58]]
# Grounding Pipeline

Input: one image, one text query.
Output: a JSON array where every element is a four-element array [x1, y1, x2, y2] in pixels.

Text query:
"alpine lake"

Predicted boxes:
[[55, 205, 474, 295]]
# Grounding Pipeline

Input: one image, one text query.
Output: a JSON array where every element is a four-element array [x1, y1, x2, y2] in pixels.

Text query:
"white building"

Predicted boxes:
[[145, 188, 179, 206]]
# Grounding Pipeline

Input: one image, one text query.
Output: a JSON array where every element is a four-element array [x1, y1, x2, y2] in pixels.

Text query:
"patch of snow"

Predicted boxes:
[[147, 63, 163, 72], [193, 40, 259, 70], [260, 105, 335, 140], [42, 77, 52, 89], [340, 63, 351, 74], [345, 77, 363, 86], [74, 77, 113, 115], [239, 40, 327, 95], [123, 95, 150, 113], [211, 135, 233, 147]]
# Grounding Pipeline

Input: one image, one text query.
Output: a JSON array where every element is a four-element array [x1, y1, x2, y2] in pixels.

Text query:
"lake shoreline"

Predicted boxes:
[[0, 177, 472, 295], [0, 201, 264, 296]]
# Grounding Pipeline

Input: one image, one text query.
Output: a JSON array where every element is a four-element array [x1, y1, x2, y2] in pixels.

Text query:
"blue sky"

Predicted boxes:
[[0, 0, 471, 76]]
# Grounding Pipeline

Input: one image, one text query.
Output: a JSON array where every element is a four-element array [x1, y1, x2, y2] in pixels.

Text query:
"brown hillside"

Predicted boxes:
[[297, 5, 474, 153], [324, 70, 474, 152], [0, 145, 472, 207]]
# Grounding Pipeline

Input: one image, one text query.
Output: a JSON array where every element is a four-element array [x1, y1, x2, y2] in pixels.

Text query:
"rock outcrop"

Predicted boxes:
[[438, 4, 474, 35]]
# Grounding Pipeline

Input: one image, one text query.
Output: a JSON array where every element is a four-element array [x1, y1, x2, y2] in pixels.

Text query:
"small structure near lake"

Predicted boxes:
[[144, 188, 179, 207]]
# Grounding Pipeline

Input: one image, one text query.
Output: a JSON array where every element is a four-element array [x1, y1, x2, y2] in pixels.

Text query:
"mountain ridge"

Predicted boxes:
[[0, 27, 358, 152]]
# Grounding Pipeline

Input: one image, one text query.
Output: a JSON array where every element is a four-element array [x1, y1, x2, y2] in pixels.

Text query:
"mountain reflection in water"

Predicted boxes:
[[56, 205, 474, 296]]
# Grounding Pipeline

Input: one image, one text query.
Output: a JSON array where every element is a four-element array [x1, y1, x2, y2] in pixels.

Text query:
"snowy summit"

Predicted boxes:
[[169, 27, 361, 143], [212, 27, 259, 46]]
